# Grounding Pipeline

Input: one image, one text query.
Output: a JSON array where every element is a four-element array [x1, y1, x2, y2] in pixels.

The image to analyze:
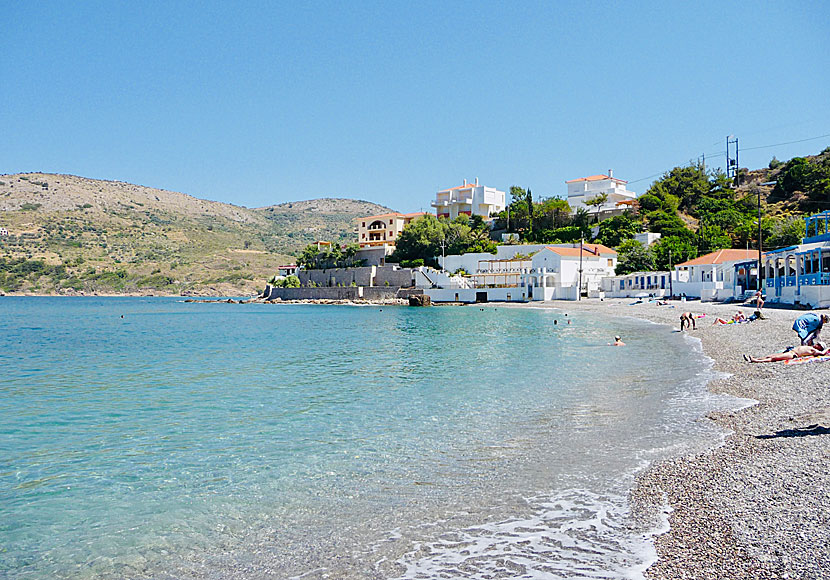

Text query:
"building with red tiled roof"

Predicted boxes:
[[673, 249, 759, 301], [355, 212, 429, 251], [566, 170, 637, 218], [432, 178, 506, 220]]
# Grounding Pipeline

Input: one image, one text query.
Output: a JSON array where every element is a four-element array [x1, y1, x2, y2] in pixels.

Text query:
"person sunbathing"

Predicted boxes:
[[713, 311, 747, 325], [743, 343, 830, 363]]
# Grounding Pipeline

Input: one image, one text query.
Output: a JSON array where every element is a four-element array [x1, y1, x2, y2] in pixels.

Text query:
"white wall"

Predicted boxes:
[[425, 287, 528, 303]]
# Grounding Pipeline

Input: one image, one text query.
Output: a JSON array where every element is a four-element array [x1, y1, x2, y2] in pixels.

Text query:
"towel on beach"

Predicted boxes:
[[784, 355, 830, 365]]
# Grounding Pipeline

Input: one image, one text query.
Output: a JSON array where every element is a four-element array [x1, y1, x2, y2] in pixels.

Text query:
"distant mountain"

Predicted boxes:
[[0, 173, 392, 295], [256, 198, 393, 254]]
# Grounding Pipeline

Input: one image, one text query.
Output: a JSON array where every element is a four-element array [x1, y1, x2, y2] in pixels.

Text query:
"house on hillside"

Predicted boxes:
[[566, 171, 637, 218], [431, 178, 506, 220], [355, 211, 429, 265], [0, 227, 8, 237], [672, 249, 758, 301]]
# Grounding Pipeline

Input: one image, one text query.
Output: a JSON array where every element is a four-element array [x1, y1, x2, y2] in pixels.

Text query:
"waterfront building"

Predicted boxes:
[[566, 171, 637, 218], [431, 178, 506, 220], [672, 249, 758, 301], [601, 271, 672, 298], [278, 264, 298, 277], [760, 211, 830, 308], [424, 243, 617, 303]]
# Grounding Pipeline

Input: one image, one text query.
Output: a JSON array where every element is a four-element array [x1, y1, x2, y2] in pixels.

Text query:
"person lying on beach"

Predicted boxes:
[[792, 313, 830, 346], [713, 311, 747, 325], [609, 335, 625, 346], [743, 343, 830, 363], [680, 312, 695, 330]]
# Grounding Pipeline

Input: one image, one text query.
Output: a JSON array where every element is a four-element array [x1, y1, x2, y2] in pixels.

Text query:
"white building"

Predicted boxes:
[[673, 249, 758, 301], [566, 171, 637, 217], [440, 244, 550, 275], [0, 227, 8, 236], [432, 178, 506, 221], [601, 271, 672, 298], [425, 243, 617, 303]]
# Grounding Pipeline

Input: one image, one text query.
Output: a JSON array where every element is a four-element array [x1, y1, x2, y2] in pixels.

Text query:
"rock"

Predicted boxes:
[[409, 294, 431, 307]]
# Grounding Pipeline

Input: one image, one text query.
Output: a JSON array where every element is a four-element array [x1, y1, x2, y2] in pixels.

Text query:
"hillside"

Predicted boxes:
[[257, 198, 393, 253], [0, 173, 390, 295]]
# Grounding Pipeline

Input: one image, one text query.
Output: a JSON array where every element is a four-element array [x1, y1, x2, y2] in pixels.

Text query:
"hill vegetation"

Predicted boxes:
[[0, 173, 389, 294]]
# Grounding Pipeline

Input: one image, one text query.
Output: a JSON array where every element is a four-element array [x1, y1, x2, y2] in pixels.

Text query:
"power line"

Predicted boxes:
[[740, 133, 830, 152], [626, 131, 829, 187]]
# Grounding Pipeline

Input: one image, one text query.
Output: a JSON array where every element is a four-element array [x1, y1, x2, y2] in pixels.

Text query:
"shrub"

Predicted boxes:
[[20, 203, 42, 211]]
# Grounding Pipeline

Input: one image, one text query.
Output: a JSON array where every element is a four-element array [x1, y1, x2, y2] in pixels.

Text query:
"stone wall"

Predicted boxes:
[[264, 285, 422, 302], [297, 266, 415, 288]]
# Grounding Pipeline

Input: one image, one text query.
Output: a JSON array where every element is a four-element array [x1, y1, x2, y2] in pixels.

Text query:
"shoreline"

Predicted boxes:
[[540, 298, 830, 579]]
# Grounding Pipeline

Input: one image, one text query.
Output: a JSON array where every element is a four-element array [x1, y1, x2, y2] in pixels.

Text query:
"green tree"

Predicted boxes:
[[615, 239, 655, 275], [596, 212, 640, 247], [584, 193, 609, 223], [765, 216, 806, 250], [389, 215, 446, 265], [651, 236, 697, 271]]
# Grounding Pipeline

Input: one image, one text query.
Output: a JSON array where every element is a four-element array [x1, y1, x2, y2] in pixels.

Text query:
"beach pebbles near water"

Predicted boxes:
[[558, 299, 830, 579]]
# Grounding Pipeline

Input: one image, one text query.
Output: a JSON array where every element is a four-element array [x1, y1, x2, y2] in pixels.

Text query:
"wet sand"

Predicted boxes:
[[545, 298, 830, 579]]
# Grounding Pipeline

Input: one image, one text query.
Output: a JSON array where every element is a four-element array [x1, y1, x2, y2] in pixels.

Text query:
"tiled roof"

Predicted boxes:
[[676, 249, 757, 267], [544, 243, 617, 257], [565, 174, 628, 184]]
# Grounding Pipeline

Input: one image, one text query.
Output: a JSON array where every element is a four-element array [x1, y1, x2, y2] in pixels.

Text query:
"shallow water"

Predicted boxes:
[[0, 298, 739, 578]]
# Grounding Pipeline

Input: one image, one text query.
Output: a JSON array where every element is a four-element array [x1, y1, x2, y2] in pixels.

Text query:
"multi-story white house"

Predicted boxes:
[[566, 171, 637, 217], [432, 178, 506, 220]]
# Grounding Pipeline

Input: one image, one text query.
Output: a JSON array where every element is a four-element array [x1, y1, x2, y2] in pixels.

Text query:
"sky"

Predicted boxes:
[[2, 1, 828, 211]]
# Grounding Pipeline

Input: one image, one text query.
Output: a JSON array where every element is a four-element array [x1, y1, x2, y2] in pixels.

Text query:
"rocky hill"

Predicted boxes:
[[0, 173, 391, 295]]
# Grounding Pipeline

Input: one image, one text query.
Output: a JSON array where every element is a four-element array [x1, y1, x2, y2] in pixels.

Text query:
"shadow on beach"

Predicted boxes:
[[755, 424, 830, 439]]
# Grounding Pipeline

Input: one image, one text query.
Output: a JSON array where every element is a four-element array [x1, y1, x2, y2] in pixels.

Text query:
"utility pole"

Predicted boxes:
[[668, 248, 673, 298], [578, 237, 583, 301], [757, 187, 763, 291], [726, 135, 740, 186]]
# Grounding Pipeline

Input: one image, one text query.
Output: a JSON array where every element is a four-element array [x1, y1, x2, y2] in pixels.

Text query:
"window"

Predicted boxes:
[[362, 222, 365, 227], [787, 256, 796, 277], [607, 259, 613, 267], [823, 252, 830, 273]]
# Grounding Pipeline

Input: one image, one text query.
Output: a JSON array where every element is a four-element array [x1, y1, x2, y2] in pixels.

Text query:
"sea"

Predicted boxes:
[[0, 297, 747, 579]]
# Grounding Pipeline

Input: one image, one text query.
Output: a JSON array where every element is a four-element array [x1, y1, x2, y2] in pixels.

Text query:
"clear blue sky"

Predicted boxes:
[[2, 1, 828, 211]]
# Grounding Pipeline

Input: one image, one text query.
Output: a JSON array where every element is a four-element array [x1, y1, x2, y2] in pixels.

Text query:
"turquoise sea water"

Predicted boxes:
[[0, 298, 740, 579]]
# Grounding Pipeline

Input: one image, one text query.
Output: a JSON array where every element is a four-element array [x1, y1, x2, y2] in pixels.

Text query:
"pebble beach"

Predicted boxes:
[[551, 298, 830, 580]]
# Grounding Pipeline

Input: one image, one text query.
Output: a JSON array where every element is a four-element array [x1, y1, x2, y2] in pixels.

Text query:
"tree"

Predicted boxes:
[[615, 239, 655, 275], [584, 193, 609, 223], [526, 188, 534, 237], [596, 212, 640, 247], [651, 236, 697, 271], [389, 215, 446, 265]]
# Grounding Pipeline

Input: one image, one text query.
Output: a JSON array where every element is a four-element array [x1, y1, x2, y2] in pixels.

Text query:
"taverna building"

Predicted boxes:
[[423, 243, 617, 303], [761, 211, 830, 308]]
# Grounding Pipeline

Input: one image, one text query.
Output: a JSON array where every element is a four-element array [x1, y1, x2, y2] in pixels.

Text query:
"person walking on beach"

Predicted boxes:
[[792, 313, 830, 346], [680, 312, 696, 331], [754, 290, 765, 310], [743, 343, 830, 363]]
